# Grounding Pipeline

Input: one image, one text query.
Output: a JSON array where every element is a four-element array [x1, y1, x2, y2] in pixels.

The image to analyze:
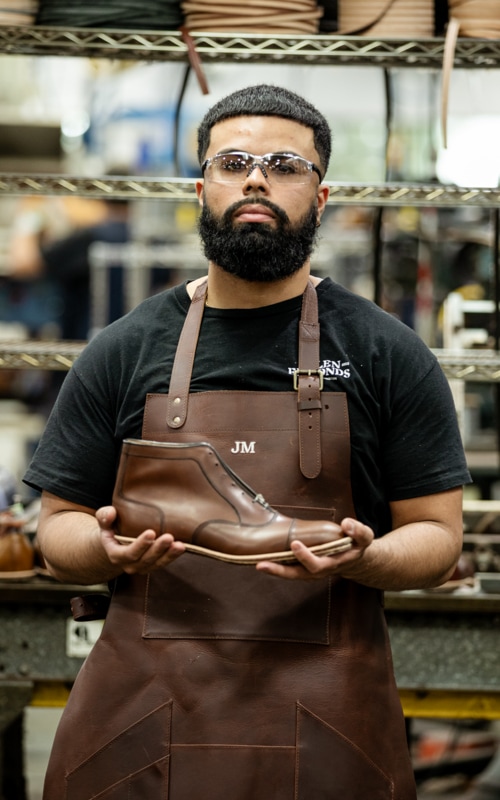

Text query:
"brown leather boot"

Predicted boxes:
[[112, 439, 352, 564], [0, 513, 35, 576]]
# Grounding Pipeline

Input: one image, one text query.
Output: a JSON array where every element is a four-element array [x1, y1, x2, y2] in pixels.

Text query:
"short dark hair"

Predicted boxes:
[[197, 84, 332, 179]]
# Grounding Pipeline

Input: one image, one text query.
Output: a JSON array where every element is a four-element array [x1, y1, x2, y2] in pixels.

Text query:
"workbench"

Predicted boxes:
[[1, 580, 499, 790]]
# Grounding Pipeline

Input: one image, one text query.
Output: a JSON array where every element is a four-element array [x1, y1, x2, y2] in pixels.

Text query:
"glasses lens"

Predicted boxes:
[[210, 153, 252, 182], [266, 154, 311, 183]]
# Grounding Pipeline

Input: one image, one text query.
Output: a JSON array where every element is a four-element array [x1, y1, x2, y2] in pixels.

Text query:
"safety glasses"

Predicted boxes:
[[201, 151, 322, 185]]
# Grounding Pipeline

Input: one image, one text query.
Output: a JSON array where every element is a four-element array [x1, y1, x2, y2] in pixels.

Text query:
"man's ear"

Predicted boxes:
[[317, 183, 329, 218], [195, 180, 204, 206]]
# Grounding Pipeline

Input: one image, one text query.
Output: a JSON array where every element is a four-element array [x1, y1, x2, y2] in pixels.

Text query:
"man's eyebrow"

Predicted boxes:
[[211, 150, 305, 157], [211, 148, 246, 155]]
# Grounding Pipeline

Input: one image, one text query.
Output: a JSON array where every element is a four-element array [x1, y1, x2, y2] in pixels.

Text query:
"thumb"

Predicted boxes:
[[340, 517, 374, 546], [95, 505, 117, 531]]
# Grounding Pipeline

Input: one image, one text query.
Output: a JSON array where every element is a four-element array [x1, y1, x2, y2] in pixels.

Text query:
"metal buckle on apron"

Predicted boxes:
[[293, 368, 324, 391]]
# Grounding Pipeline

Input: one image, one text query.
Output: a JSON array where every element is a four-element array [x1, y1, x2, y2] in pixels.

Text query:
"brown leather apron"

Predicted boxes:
[[43, 282, 416, 800]]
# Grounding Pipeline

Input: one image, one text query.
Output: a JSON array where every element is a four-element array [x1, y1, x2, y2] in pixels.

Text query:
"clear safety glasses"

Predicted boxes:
[[201, 151, 322, 185]]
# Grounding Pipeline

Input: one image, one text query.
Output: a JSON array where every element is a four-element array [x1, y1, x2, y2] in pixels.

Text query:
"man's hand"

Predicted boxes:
[[255, 518, 374, 581], [96, 505, 186, 575], [255, 488, 464, 591], [36, 491, 186, 584]]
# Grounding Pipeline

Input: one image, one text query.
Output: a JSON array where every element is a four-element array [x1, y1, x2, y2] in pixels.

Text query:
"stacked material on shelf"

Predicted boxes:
[[442, 1, 500, 146], [338, 0, 434, 36], [181, 0, 323, 34], [0, 0, 38, 25], [448, 0, 500, 38], [36, 0, 183, 28]]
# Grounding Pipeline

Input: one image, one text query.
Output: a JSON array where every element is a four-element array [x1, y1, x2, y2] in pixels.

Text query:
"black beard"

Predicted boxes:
[[198, 196, 319, 282]]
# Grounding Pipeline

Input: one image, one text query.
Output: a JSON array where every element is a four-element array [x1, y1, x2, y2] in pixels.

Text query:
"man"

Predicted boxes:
[[8, 195, 131, 340], [25, 84, 470, 800]]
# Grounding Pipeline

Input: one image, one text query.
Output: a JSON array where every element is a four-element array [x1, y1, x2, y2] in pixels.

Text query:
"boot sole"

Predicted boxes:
[[114, 534, 353, 564]]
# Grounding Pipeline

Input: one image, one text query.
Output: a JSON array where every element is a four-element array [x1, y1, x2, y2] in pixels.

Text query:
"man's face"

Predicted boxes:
[[196, 116, 329, 282]]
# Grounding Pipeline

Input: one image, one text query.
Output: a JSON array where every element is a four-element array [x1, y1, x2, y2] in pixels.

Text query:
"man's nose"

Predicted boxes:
[[247, 162, 268, 179], [242, 162, 270, 193]]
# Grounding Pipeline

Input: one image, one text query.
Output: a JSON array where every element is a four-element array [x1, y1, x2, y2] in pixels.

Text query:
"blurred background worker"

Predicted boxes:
[[7, 194, 130, 341]]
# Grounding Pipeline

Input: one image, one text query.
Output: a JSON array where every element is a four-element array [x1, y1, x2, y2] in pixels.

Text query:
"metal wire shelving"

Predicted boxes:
[[2, 26, 500, 68], [1, 26, 500, 372], [1, 174, 500, 207]]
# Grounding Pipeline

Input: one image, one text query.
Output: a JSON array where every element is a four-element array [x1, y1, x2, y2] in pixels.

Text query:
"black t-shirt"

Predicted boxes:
[[24, 278, 471, 536]]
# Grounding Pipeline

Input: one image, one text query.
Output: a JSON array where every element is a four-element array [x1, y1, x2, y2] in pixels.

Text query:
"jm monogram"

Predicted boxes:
[[231, 441, 256, 454]]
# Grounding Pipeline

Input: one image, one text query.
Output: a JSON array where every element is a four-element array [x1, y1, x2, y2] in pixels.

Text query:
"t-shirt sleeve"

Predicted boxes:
[[23, 364, 121, 509], [380, 359, 471, 501]]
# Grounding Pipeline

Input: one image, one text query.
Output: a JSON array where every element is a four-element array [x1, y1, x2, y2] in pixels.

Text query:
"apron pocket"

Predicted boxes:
[[143, 555, 331, 643], [296, 702, 394, 799], [72, 757, 170, 800], [65, 701, 172, 800], [170, 744, 295, 800]]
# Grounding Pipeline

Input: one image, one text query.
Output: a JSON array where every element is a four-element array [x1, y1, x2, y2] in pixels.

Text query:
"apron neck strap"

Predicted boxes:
[[166, 280, 207, 430]]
